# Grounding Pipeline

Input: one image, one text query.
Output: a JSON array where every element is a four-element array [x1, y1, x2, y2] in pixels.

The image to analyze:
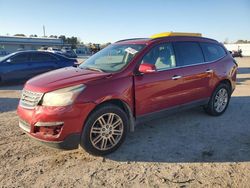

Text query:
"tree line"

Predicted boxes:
[[12, 34, 112, 49], [13, 34, 80, 48], [224, 38, 250, 44]]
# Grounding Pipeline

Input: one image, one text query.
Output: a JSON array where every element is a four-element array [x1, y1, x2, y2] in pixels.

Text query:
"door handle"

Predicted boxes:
[[205, 69, 213, 73], [172, 75, 182, 80]]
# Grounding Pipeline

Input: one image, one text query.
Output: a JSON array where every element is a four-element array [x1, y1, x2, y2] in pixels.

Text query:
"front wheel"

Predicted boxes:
[[80, 104, 128, 156], [204, 83, 231, 116]]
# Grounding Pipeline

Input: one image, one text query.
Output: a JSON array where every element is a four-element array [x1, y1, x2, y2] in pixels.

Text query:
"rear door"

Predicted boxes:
[[173, 41, 211, 103], [29, 52, 58, 77], [134, 42, 186, 116]]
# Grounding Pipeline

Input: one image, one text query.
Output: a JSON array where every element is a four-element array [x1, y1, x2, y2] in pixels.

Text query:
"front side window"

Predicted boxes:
[[140, 43, 176, 70], [174, 42, 204, 66], [200, 42, 226, 62], [11, 54, 30, 63], [79, 44, 145, 73]]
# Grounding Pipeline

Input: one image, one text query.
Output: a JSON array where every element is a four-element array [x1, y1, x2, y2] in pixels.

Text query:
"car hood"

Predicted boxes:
[[25, 67, 111, 93]]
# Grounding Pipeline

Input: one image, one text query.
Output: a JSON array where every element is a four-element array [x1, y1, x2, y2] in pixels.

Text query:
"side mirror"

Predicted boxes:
[[6, 59, 12, 63], [139, 63, 157, 74]]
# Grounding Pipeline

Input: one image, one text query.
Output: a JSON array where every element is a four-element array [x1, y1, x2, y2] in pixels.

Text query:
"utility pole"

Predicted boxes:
[[43, 25, 46, 37]]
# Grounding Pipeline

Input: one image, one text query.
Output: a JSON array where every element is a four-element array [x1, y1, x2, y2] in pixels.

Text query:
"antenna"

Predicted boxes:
[[43, 25, 46, 37]]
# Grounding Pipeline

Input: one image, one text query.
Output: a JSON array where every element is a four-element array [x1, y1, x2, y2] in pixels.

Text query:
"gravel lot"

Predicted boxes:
[[0, 57, 250, 187]]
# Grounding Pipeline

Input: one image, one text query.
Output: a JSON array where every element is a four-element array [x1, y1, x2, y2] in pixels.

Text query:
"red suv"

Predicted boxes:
[[17, 33, 237, 155]]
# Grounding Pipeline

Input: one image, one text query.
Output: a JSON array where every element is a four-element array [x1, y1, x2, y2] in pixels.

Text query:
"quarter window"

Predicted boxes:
[[174, 42, 204, 66], [200, 42, 226, 62], [141, 43, 176, 70]]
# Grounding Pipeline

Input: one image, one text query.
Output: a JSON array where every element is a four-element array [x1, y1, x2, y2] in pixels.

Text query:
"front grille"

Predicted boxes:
[[19, 118, 31, 132], [20, 89, 43, 109]]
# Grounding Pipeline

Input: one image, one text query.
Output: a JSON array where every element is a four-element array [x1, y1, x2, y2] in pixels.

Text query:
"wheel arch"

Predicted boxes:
[[87, 99, 135, 132], [216, 79, 232, 93]]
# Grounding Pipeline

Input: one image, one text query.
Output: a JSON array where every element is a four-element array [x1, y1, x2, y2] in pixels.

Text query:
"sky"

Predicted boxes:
[[0, 0, 249, 43]]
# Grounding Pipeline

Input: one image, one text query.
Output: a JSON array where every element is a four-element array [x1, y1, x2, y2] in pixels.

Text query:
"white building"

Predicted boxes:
[[0, 36, 64, 54], [224, 43, 250, 56]]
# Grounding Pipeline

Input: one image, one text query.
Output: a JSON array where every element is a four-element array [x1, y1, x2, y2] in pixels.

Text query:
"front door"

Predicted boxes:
[[134, 43, 186, 116], [2, 53, 31, 82]]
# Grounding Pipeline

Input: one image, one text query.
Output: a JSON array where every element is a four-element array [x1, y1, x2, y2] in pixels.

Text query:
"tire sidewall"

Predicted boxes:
[[209, 84, 231, 116], [80, 104, 128, 156]]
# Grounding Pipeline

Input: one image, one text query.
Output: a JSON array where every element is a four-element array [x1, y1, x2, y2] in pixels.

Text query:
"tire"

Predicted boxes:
[[204, 83, 231, 116], [80, 104, 129, 156]]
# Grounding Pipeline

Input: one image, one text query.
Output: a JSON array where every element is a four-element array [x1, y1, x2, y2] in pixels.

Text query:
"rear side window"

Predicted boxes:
[[174, 42, 204, 66], [200, 42, 226, 62], [31, 53, 58, 62]]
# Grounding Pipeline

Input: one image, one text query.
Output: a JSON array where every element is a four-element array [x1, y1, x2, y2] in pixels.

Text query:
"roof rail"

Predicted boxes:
[[115, 38, 148, 43]]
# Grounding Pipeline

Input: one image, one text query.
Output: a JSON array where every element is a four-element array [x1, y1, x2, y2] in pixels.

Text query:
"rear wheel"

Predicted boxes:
[[204, 83, 231, 116], [80, 104, 128, 156]]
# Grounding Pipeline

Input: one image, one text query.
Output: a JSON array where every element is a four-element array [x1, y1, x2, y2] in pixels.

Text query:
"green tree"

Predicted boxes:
[[49, 35, 58, 38], [235, 40, 250, 44], [29, 34, 38, 37], [14, 34, 26, 37], [59, 35, 66, 43], [59, 35, 80, 49]]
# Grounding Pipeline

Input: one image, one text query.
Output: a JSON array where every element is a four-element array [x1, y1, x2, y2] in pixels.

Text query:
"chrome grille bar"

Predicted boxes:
[[20, 89, 43, 109]]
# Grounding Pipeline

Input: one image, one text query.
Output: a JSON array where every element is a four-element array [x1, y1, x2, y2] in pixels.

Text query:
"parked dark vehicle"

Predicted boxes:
[[232, 49, 243, 58], [0, 51, 77, 84], [61, 48, 78, 58], [0, 50, 8, 56]]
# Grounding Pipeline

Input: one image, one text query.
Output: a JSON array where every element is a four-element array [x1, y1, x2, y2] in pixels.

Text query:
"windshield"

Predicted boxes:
[[79, 44, 145, 72]]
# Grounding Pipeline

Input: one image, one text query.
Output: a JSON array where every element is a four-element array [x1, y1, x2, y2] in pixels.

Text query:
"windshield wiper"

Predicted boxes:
[[83, 67, 104, 72]]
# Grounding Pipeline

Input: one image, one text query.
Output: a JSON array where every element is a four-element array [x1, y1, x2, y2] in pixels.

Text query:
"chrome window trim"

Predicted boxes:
[[136, 40, 228, 74], [156, 54, 227, 72]]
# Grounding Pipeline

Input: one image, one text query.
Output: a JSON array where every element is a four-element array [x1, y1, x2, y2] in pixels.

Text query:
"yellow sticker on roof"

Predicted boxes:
[[150, 32, 202, 39]]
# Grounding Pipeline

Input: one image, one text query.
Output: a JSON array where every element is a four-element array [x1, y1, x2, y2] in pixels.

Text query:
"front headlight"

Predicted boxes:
[[42, 84, 85, 107]]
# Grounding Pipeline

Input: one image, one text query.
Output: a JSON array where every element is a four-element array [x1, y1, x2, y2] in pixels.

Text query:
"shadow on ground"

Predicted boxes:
[[237, 67, 250, 74], [0, 84, 23, 91], [107, 96, 250, 163], [237, 67, 250, 85], [0, 84, 22, 112], [0, 98, 20, 112]]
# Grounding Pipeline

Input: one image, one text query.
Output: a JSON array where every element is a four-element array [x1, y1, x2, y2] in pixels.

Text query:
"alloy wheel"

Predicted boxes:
[[214, 88, 228, 113], [90, 113, 124, 151]]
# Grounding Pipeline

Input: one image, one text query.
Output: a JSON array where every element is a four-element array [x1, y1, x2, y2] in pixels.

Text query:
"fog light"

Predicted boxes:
[[34, 122, 64, 136]]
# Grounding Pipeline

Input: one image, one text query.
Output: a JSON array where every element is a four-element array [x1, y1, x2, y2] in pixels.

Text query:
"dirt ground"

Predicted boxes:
[[0, 57, 250, 187]]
